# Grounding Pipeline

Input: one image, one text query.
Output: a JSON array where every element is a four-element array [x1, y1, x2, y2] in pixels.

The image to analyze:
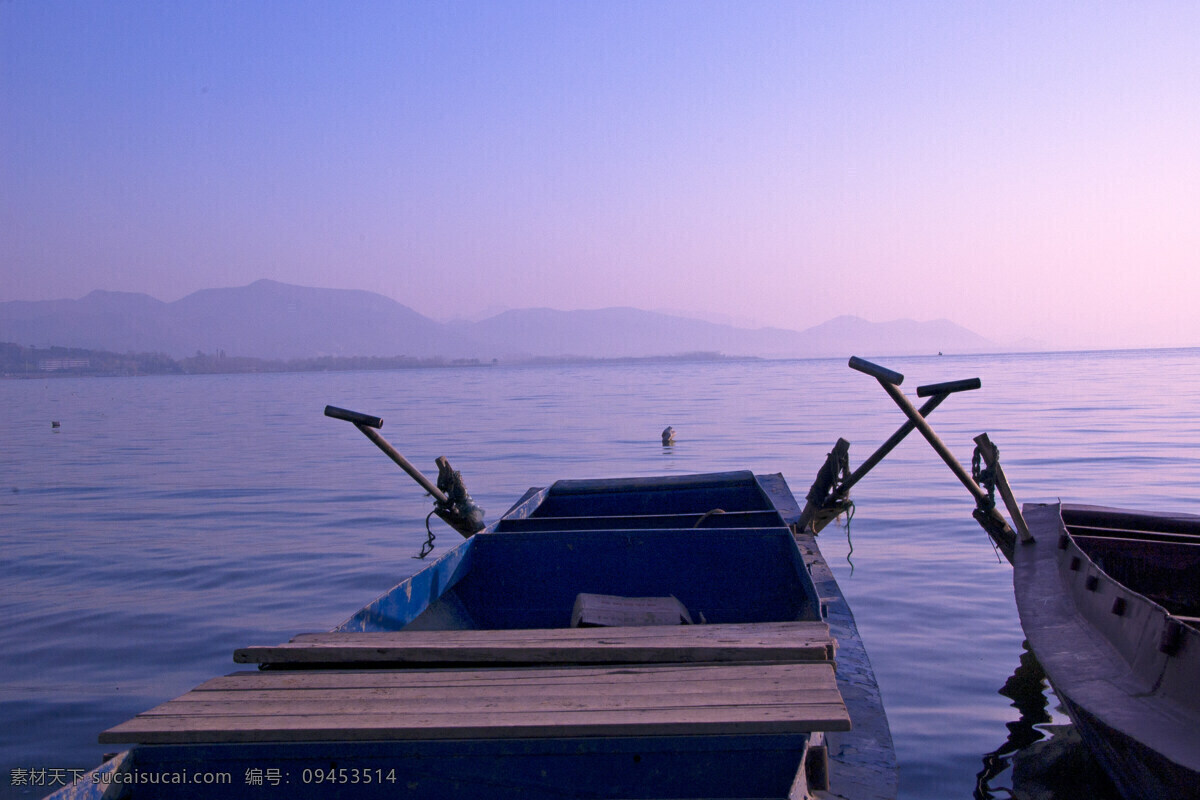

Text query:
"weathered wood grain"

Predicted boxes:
[[100, 662, 849, 745], [234, 621, 835, 665]]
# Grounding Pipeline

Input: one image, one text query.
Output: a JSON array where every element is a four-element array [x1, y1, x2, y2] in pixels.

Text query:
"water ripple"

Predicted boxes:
[[3, 351, 1200, 799]]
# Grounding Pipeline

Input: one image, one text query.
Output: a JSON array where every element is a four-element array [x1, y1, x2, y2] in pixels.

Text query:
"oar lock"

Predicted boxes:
[[971, 445, 998, 512], [432, 457, 486, 537]]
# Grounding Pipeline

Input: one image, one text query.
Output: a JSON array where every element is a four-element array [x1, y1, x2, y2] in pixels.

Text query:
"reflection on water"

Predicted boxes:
[[976, 642, 1120, 800], [976, 644, 1052, 795]]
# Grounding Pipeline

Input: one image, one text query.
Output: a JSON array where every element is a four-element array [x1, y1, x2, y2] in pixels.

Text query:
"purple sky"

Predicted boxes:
[[3, 2, 1199, 350]]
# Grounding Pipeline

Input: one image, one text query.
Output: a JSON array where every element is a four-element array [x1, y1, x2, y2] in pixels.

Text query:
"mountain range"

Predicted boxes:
[[0, 279, 1015, 361]]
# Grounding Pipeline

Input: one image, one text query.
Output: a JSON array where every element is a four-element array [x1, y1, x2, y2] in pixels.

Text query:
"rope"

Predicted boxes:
[[842, 500, 856, 575], [810, 495, 856, 571], [414, 509, 437, 560]]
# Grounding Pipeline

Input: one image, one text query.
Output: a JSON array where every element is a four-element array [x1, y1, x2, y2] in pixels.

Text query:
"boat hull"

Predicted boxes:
[[1057, 692, 1198, 800], [52, 471, 895, 800], [1017, 503, 1200, 800], [78, 735, 811, 800]]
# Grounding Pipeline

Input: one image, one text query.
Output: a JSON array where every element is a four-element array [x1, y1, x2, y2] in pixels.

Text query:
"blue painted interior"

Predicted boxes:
[[448, 528, 816, 628], [529, 470, 771, 517], [531, 483, 770, 518], [340, 472, 820, 631]]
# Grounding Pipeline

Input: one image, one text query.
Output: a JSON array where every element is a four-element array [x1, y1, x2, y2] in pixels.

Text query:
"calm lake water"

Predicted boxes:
[[4, 349, 1200, 799]]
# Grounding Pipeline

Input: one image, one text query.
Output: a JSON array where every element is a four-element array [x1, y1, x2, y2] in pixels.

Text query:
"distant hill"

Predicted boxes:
[[0, 280, 1006, 361], [463, 308, 998, 359], [0, 280, 487, 360], [791, 315, 997, 358], [462, 307, 804, 359]]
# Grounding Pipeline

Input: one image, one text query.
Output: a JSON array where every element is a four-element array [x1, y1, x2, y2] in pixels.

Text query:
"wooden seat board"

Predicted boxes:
[[101, 662, 849, 745], [191, 661, 818, 691], [167, 675, 813, 704], [234, 621, 835, 665]]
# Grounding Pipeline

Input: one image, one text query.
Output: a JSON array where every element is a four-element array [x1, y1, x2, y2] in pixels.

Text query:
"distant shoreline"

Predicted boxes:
[[7, 341, 1196, 379], [0, 342, 747, 378]]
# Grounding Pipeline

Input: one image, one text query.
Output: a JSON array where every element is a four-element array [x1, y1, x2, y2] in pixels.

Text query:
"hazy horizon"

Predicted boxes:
[[0, 276, 1008, 336], [4, 3, 1199, 352]]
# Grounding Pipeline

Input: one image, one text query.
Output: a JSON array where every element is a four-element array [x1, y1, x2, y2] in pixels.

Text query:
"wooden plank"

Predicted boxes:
[[206, 661, 831, 691], [234, 621, 835, 665], [101, 662, 849, 745], [1062, 503, 1200, 537], [165, 677, 831, 705], [295, 621, 830, 643], [1072, 533, 1200, 550], [195, 662, 813, 691], [101, 706, 850, 745], [1069, 524, 1200, 544], [171, 662, 840, 694], [160, 668, 838, 707], [144, 687, 845, 718]]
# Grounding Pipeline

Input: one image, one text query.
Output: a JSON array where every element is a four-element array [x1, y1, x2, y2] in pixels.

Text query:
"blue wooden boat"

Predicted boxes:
[[1015, 503, 1200, 800], [51, 470, 896, 799]]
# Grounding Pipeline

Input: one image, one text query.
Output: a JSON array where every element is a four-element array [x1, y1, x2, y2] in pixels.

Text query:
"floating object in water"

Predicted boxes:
[[51, 421, 60, 428], [661, 426, 675, 445]]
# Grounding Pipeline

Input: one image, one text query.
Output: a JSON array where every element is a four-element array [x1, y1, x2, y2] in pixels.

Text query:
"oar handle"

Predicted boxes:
[[324, 405, 383, 429], [848, 356, 904, 385], [324, 405, 449, 504], [916, 378, 981, 397]]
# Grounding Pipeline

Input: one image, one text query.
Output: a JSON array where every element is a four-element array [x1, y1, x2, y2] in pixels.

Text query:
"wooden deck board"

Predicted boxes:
[[144, 689, 844, 717], [194, 662, 817, 691], [100, 662, 849, 745], [292, 621, 830, 644], [234, 621, 835, 665], [166, 677, 815, 704]]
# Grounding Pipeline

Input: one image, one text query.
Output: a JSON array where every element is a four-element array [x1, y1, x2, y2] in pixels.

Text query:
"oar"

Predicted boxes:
[[324, 405, 485, 538], [797, 363, 980, 532], [838, 375, 981, 496], [847, 357, 1014, 540], [324, 405, 449, 504]]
